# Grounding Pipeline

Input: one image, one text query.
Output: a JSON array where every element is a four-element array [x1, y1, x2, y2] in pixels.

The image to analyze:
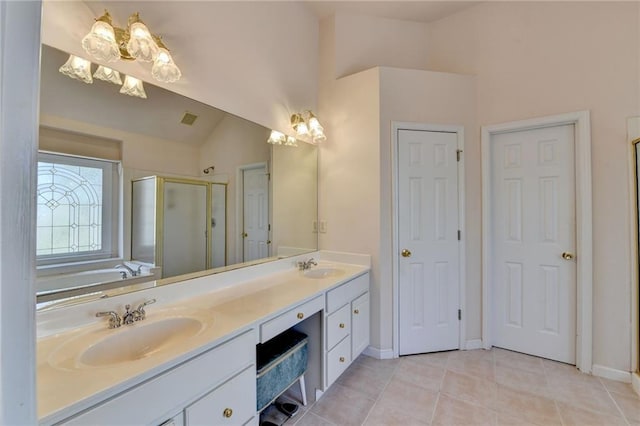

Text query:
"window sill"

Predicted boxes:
[[37, 258, 124, 278]]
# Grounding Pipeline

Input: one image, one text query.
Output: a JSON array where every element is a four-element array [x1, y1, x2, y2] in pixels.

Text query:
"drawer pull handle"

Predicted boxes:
[[339, 356, 345, 362], [297, 312, 304, 319], [354, 309, 360, 314], [339, 323, 345, 328], [223, 408, 233, 418]]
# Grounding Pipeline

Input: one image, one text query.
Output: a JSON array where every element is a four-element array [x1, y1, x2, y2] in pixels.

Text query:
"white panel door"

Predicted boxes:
[[243, 166, 269, 262], [398, 130, 460, 356], [490, 124, 576, 363]]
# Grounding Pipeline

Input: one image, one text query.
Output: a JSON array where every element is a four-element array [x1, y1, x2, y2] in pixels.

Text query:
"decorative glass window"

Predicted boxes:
[[37, 152, 119, 264]]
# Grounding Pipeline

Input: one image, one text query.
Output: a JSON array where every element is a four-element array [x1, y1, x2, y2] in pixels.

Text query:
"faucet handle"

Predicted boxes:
[[96, 311, 122, 329], [136, 298, 156, 320]]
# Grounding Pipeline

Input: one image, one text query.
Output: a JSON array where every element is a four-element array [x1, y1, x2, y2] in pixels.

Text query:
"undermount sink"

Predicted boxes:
[[49, 316, 205, 370], [303, 267, 345, 279]]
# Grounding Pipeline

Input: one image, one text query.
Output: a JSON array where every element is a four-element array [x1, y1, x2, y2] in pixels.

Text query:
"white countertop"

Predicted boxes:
[[37, 255, 370, 424]]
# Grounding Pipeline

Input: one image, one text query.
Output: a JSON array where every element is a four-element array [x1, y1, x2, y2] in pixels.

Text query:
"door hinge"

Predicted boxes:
[[457, 230, 461, 241], [458, 309, 462, 321], [456, 149, 463, 162]]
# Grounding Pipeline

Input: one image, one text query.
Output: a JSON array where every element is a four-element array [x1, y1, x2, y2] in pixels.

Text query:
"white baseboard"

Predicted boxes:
[[363, 346, 394, 360], [464, 339, 483, 350], [592, 364, 632, 383]]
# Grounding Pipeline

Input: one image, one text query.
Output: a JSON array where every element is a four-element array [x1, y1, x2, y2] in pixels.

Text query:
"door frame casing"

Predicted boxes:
[[481, 111, 592, 373], [391, 122, 466, 358]]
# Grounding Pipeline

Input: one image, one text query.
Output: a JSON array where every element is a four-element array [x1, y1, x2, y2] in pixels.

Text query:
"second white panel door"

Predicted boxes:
[[398, 129, 460, 356], [490, 124, 576, 364], [243, 165, 269, 262]]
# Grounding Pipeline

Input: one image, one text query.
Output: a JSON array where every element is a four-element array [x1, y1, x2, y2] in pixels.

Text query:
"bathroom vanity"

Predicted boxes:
[[37, 252, 370, 425]]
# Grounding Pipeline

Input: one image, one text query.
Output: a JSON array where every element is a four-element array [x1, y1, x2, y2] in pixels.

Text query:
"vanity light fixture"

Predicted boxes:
[[267, 130, 298, 147], [59, 53, 147, 99], [58, 55, 93, 84], [81, 10, 182, 83], [291, 110, 326, 144]]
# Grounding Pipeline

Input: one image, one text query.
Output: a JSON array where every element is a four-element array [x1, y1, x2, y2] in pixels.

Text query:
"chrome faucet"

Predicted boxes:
[[96, 311, 122, 329], [297, 258, 318, 271], [96, 298, 156, 328], [115, 263, 142, 277]]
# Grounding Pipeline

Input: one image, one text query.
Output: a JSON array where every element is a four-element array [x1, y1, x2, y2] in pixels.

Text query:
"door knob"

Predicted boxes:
[[242, 232, 248, 238], [401, 249, 412, 258], [561, 252, 574, 260]]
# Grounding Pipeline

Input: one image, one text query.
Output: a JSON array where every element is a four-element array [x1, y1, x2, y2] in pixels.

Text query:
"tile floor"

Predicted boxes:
[[286, 348, 640, 426]]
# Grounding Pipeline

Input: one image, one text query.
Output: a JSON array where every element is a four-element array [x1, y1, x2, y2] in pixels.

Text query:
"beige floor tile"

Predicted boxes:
[[495, 365, 550, 397], [550, 378, 621, 417], [337, 361, 393, 400], [493, 348, 544, 375], [447, 356, 496, 382], [432, 395, 497, 426], [542, 359, 600, 386], [293, 411, 337, 426], [353, 355, 400, 378], [600, 377, 638, 398], [441, 370, 498, 408], [403, 351, 452, 369], [556, 401, 628, 426], [449, 348, 495, 362], [375, 376, 439, 422], [493, 384, 561, 425], [310, 383, 376, 426], [495, 413, 538, 426], [363, 402, 429, 426], [394, 357, 446, 392], [609, 390, 640, 423]]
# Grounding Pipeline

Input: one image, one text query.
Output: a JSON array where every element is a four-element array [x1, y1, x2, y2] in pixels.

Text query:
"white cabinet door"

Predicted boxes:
[[351, 292, 369, 358], [185, 367, 256, 426]]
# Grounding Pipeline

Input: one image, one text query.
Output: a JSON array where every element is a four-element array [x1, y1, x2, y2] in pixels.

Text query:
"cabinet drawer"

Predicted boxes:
[[260, 295, 324, 343], [62, 330, 255, 425], [326, 335, 351, 387], [326, 304, 350, 350], [326, 273, 369, 314], [185, 366, 256, 426]]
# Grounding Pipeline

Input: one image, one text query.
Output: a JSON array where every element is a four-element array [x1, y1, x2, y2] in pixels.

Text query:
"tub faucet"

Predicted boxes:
[[115, 263, 140, 277], [297, 258, 317, 271]]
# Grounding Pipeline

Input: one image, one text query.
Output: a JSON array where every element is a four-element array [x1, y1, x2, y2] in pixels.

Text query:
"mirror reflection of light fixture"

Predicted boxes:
[[267, 130, 298, 147], [119, 75, 147, 99], [58, 55, 93, 84], [291, 110, 326, 144], [93, 65, 122, 85], [81, 10, 181, 84]]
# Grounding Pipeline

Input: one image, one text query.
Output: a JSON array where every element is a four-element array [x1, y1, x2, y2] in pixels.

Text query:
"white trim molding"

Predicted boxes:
[[391, 122, 466, 358], [632, 372, 640, 397], [363, 346, 395, 360], [592, 364, 632, 383], [626, 117, 640, 376], [481, 111, 593, 373], [464, 339, 483, 350]]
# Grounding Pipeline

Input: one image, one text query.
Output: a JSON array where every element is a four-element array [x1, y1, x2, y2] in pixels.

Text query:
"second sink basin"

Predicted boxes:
[[80, 317, 203, 367], [303, 267, 345, 279]]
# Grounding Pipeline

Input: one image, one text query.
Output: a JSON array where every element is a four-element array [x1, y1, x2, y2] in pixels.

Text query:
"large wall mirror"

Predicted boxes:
[[37, 45, 318, 304]]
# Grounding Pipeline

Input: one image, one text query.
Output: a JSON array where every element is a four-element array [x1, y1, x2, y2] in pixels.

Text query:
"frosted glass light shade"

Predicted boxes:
[[152, 48, 182, 83], [119, 75, 147, 99], [284, 136, 298, 147], [93, 65, 122, 85], [126, 22, 158, 62], [81, 20, 120, 63], [267, 130, 285, 145], [59, 55, 93, 84]]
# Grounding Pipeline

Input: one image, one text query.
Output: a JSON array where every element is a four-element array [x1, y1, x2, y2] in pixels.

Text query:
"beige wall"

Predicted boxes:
[[333, 14, 429, 79], [41, 1, 319, 134], [427, 1, 639, 372], [319, 2, 640, 372], [199, 114, 271, 265]]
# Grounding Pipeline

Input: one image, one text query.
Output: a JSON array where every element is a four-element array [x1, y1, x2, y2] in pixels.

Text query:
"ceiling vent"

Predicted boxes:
[[180, 112, 198, 126]]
